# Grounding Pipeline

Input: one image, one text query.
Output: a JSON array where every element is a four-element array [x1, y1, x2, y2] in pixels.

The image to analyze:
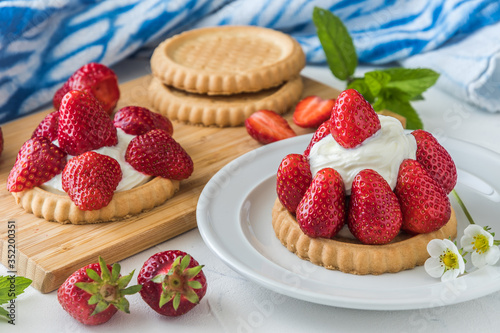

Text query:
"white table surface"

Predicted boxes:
[[2, 58, 500, 332]]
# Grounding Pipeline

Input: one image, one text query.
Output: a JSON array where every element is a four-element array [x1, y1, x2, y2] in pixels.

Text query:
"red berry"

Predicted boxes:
[[276, 154, 312, 213], [113, 106, 173, 136], [348, 169, 402, 245], [53, 63, 120, 115], [31, 110, 59, 141], [303, 119, 331, 157], [411, 129, 457, 194], [296, 167, 346, 238], [330, 89, 381, 148], [7, 136, 67, 192], [395, 159, 451, 234], [245, 110, 296, 145], [125, 129, 193, 180], [62, 151, 122, 211], [58, 90, 118, 156], [293, 95, 335, 128], [137, 250, 207, 317]]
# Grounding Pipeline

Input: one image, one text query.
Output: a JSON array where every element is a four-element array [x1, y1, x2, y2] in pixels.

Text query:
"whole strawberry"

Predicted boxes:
[[296, 167, 346, 238], [31, 110, 59, 141], [137, 250, 207, 317], [329, 89, 381, 148], [58, 90, 118, 156], [303, 119, 331, 157], [276, 154, 312, 214], [125, 129, 193, 180], [348, 169, 402, 245], [57, 256, 141, 325], [411, 129, 457, 194], [245, 110, 296, 145], [53, 62, 120, 115], [395, 159, 451, 234], [293, 95, 335, 128], [113, 106, 173, 136], [62, 151, 122, 211], [7, 136, 67, 192]]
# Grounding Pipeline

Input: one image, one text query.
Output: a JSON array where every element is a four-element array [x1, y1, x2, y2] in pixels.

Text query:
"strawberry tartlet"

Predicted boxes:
[[272, 89, 457, 275]]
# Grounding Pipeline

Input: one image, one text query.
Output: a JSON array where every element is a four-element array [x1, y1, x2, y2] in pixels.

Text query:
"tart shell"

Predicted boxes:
[[12, 177, 179, 225], [271, 198, 457, 275]]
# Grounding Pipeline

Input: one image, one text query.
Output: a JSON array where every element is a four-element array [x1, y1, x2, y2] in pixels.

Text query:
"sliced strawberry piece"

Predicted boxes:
[[296, 167, 346, 238], [293, 95, 335, 128], [330, 89, 381, 148], [276, 154, 312, 213], [348, 169, 402, 245], [303, 119, 331, 157], [53, 63, 120, 115], [245, 110, 296, 145], [395, 159, 451, 234], [62, 151, 122, 211], [113, 106, 173, 136], [7, 136, 67, 192], [125, 129, 193, 180], [411, 129, 457, 194], [58, 90, 118, 156], [31, 110, 59, 141]]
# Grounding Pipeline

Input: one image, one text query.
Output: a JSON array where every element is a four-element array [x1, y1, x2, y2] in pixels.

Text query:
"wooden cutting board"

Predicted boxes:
[[0, 75, 340, 293]]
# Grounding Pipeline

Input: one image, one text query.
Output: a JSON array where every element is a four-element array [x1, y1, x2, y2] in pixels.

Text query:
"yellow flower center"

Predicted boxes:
[[472, 234, 490, 254], [440, 249, 459, 270]]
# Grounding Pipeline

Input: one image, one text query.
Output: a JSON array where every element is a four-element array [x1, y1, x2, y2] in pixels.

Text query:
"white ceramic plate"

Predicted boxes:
[[196, 134, 500, 310]]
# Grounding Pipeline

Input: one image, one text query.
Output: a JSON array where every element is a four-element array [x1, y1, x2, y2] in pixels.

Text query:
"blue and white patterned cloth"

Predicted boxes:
[[1, 0, 500, 123]]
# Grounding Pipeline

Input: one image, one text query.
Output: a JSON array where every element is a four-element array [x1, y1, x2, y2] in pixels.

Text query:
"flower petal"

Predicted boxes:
[[427, 239, 447, 257], [485, 245, 500, 266], [441, 268, 460, 282], [471, 251, 487, 268], [425, 257, 445, 278]]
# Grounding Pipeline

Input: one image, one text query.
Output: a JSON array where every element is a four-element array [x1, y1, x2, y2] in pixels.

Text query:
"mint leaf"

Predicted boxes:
[[381, 68, 440, 100], [374, 97, 423, 129], [364, 71, 391, 96], [313, 7, 357, 81], [346, 79, 374, 103], [0, 276, 32, 304]]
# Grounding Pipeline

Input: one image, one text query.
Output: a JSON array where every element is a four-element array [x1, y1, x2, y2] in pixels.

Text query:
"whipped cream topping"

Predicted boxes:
[[308, 115, 417, 195], [42, 129, 151, 194]]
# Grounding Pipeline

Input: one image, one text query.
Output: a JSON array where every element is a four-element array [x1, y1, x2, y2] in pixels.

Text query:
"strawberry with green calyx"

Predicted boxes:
[[58, 90, 118, 156], [31, 110, 59, 141], [293, 95, 335, 128], [348, 169, 402, 245], [7, 136, 67, 192], [411, 129, 457, 194], [303, 119, 331, 157], [113, 106, 174, 136], [245, 110, 296, 145], [395, 159, 451, 234], [57, 256, 141, 326], [296, 167, 346, 238], [137, 250, 207, 317], [329, 88, 381, 149], [276, 153, 312, 214]]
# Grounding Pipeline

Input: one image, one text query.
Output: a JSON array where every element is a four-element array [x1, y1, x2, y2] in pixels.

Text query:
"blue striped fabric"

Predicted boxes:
[[1, 0, 500, 123]]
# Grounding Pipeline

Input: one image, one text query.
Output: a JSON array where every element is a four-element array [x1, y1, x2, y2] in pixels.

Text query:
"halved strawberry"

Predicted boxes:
[[113, 106, 173, 136], [293, 95, 335, 128], [303, 119, 331, 157], [31, 110, 59, 141], [53, 63, 120, 115], [395, 159, 451, 234], [348, 169, 402, 245], [296, 167, 346, 238], [330, 89, 380, 148], [58, 90, 118, 156], [411, 129, 457, 194], [62, 151, 122, 211], [276, 154, 312, 213], [7, 136, 67, 192], [125, 129, 193, 180], [245, 110, 296, 145]]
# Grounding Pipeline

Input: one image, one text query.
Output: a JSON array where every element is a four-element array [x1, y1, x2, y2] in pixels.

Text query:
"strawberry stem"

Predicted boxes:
[[451, 189, 475, 225]]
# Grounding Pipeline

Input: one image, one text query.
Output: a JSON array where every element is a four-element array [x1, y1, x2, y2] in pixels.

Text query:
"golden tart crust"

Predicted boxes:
[[11, 177, 179, 225], [271, 198, 457, 275]]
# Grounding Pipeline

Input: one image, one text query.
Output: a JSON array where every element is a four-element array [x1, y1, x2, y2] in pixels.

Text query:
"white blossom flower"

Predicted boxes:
[[425, 238, 465, 282], [460, 225, 500, 268]]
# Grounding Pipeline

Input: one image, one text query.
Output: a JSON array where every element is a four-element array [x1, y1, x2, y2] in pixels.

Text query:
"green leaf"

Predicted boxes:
[[187, 280, 202, 289], [98, 257, 111, 281], [116, 270, 134, 290], [376, 97, 423, 130], [172, 293, 181, 311], [381, 68, 439, 100], [86, 269, 102, 283], [75, 282, 99, 295], [186, 265, 204, 279], [313, 7, 357, 80], [159, 290, 175, 308], [0, 276, 32, 305], [0, 306, 10, 321], [347, 79, 375, 103], [364, 71, 391, 96], [180, 255, 191, 271], [121, 284, 142, 296]]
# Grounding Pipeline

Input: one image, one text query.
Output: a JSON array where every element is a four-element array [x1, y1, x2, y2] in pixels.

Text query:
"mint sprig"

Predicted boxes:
[[312, 7, 440, 130], [0, 276, 32, 321]]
